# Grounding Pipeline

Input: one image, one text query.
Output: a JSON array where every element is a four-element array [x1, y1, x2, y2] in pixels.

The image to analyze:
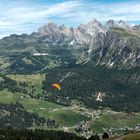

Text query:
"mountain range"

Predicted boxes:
[[0, 19, 140, 74]]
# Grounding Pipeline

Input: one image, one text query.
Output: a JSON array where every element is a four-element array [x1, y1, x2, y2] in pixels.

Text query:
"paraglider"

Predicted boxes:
[[51, 83, 61, 91], [49, 72, 71, 95], [50, 83, 61, 95]]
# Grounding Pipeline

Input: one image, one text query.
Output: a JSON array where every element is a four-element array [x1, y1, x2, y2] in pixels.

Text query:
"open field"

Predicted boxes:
[[0, 88, 89, 129], [8, 74, 45, 96], [92, 111, 140, 133]]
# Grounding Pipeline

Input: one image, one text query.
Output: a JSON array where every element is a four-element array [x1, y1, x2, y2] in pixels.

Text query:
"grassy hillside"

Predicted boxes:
[[8, 74, 45, 96], [0, 90, 89, 128], [92, 111, 140, 133]]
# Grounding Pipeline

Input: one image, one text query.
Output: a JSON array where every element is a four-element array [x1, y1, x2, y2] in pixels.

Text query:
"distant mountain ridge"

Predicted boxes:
[[0, 19, 140, 72]]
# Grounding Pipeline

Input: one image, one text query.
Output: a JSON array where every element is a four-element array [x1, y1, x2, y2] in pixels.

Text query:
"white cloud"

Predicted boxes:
[[0, 1, 83, 37], [0, 0, 140, 38], [0, 21, 10, 26]]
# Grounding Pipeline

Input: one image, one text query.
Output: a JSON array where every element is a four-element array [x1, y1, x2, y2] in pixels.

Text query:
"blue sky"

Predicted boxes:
[[0, 0, 140, 38]]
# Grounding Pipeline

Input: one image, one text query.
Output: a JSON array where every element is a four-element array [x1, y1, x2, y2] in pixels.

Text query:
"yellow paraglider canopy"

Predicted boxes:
[[51, 83, 61, 91]]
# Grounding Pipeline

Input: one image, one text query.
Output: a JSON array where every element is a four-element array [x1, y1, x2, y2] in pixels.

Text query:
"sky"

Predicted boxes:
[[0, 0, 140, 38]]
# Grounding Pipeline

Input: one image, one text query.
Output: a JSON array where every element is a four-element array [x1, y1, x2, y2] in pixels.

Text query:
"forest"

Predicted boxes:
[[0, 128, 108, 140], [42, 60, 140, 112], [0, 103, 57, 130]]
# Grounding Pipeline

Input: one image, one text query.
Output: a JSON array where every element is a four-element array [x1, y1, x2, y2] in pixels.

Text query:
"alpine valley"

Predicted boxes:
[[0, 19, 140, 139]]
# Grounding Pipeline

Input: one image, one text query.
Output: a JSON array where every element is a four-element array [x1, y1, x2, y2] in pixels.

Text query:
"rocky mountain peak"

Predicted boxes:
[[38, 22, 60, 36], [78, 19, 106, 36], [105, 19, 132, 30], [47, 22, 58, 27], [88, 19, 101, 25], [105, 19, 116, 28], [60, 24, 66, 30]]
